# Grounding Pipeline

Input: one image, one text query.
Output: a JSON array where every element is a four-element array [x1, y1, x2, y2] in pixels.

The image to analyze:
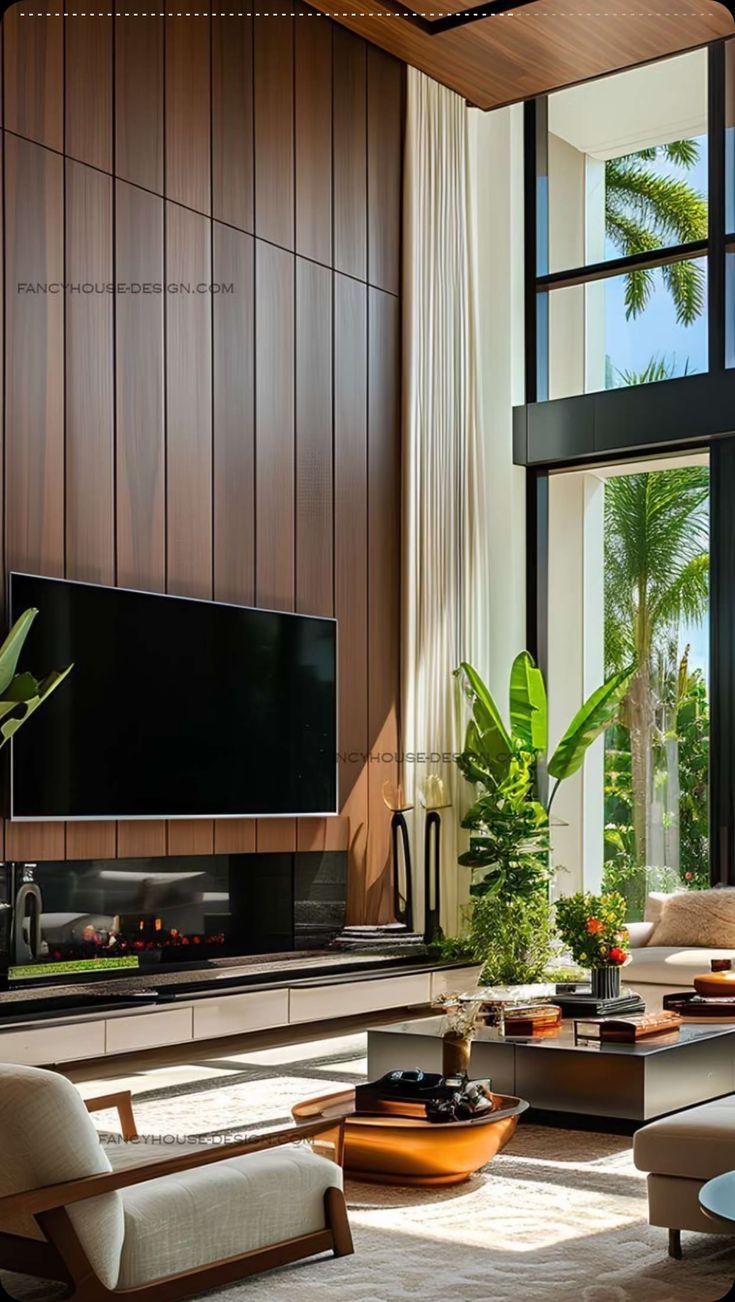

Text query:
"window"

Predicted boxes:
[[547, 455, 710, 919], [532, 47, 717, 400]]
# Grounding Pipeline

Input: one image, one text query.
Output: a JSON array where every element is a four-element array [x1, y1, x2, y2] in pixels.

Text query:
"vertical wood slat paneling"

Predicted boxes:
[[115, 15, 164, 194], [367, 47, 402, 296], [295, 256, 333, 851], [334, 274, 369, 920], [295, 258, 333, 618], [115, 180, 168, 861], [254, 9, 294, 250], [165, 10, 211, 215], [165, 202, 214, 857], [213, 222, 256, 855], [65, 160, 117, 861], [3, 2, 63, 152], [255, 238, 296, 853], [333, 27, 367, 282], [1, 12, 403, 896], [65, 13, 112, 172], [295, 8, 332, 266], [366, 287, 400, 923], [212, 16, 254, 232], [5, 133, 66, 862]]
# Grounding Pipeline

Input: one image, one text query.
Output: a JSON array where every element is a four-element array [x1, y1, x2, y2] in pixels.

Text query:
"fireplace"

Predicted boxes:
[[0, 852, 347, 983]]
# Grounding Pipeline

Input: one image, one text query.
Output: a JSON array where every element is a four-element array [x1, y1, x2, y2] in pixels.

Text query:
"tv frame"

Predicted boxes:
[[8, 572, 339, 823]]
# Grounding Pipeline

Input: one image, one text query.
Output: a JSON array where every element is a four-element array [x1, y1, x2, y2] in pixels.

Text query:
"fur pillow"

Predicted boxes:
[[644, 891, 684, 924], [648, 888, 735, 948]]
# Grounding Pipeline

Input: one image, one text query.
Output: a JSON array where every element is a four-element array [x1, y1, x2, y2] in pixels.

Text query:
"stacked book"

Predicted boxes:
[[551, 989, 646, 1018], [574, 1009, 682, 1043], [330, 924, 427, 953]]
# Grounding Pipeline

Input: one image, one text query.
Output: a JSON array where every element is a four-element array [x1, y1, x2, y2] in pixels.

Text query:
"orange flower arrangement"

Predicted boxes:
[[556, 892, 630, 970]]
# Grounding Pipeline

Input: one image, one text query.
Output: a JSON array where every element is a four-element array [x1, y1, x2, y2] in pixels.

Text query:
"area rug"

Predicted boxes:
[[5, 1035, 735, 1301]]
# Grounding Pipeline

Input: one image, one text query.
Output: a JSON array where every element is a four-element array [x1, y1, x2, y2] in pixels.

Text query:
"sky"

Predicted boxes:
[[603, 136, 709, 385]]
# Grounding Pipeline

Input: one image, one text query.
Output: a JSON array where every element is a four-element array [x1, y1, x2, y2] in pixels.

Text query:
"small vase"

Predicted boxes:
[[442, 1033, 471, 1078], [591, 966, 621, 1000]]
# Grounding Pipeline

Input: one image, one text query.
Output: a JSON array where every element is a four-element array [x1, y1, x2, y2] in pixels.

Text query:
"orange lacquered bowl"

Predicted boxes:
[[694, 971, 735, 997], [292, 1087, 528, 1186]]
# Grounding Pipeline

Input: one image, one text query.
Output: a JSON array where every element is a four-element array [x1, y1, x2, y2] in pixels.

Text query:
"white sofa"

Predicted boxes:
[[625, 891, 735, 1009], [634, 1095, 735, 1257]]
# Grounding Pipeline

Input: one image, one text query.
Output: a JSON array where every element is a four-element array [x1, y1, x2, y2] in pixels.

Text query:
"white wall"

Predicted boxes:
[[548, 471, 606, 896]]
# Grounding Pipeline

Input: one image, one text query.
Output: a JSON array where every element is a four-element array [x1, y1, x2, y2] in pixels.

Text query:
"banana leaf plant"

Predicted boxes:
[[454, 654, 634, 898], [0, 608, 72, 748]]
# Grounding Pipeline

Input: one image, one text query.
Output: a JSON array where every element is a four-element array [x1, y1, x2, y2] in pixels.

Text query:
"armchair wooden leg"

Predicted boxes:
[[668, 1228, 682, 1260], [324, 1188, 354, 1259]]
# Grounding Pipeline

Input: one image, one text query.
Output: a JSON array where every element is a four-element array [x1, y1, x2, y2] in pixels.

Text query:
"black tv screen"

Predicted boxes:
[[9, 574, 337, 821]]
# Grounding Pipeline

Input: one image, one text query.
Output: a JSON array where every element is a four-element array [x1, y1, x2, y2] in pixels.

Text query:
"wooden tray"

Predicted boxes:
[[663, 991, 735, 1018]]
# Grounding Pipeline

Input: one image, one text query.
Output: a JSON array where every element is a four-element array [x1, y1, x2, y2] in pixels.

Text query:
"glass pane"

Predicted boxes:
[[546, 49, 708, 276], [545, 258, 708, 400], [727, 248, 735, 367], [726, 39, 735, 234], [547, 458, 710, 922]]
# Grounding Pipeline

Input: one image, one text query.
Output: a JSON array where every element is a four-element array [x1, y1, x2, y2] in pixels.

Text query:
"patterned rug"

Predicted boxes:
[[7, 1034, 735, 1301]]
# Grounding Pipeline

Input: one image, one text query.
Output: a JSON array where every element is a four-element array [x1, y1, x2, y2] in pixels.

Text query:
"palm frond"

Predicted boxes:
[[661, 260, 705, 326]]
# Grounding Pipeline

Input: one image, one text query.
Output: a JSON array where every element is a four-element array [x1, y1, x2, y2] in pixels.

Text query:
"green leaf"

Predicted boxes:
[[457, 663, 510, 745], [5, 671, 41, 703], [548, 663, 635, 781], [509, 651, 547, 752], [0, 663, 73, 750], [0, 609, 38, 696]]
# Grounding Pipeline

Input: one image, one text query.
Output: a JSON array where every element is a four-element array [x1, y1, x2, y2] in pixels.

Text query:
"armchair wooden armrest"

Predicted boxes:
[[84, 1090, 139, 1140], [0, 1117, 346, 1223]]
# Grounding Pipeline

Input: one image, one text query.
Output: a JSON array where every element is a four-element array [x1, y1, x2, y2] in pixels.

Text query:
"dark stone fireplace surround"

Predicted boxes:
[[0, 851, 348, 983]]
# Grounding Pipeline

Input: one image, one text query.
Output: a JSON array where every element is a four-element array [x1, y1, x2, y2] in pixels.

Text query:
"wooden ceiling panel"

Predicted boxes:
[[310, 0, 734, 108]]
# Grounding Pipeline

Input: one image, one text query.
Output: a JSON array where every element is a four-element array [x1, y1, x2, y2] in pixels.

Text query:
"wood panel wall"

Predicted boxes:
[[0, 4, 403, 924]]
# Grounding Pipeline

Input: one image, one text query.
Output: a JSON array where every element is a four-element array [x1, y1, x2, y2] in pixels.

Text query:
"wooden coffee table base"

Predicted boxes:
[[292, 1088, 528, 1186]]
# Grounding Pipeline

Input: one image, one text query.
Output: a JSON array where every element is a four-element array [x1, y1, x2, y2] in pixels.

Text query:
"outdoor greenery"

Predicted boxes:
[[605, 140, 707, 324], [602, 466, 710, 911]]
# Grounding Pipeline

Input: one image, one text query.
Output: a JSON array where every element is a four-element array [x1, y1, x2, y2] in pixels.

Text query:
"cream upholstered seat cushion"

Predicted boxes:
[[0, 1063, 124, 1290], [626, 945, 735, 985], [117, 1145, 343, 1289], [634, 1094, 735, 1182]]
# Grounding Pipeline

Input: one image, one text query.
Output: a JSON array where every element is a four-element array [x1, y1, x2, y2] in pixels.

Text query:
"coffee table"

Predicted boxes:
[[292, 1087, 528, 1185], [367, 1016, 735, 1125]]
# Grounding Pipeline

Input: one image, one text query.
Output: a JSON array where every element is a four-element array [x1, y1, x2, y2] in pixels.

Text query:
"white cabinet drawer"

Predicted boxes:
[[0, 1018, 106, 1066], [289, 972, 432, 1024], [105, 1006, 193, 1055], [193, 988, 289, 1040]]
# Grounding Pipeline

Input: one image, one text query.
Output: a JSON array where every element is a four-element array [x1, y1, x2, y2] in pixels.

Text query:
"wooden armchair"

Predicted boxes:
[[0, 1064, 353, 1302]]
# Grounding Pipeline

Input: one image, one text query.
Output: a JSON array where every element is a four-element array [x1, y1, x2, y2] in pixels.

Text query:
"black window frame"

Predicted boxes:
[[519, 38, 735, 886]]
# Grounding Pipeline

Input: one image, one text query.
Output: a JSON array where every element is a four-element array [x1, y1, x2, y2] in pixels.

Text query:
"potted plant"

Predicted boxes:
[[555, 891, 630, 999], [455, 654, 635, 898]]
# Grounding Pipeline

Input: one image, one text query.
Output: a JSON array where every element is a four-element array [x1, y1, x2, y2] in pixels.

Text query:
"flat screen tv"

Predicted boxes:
[[8, 574, 337, 821]]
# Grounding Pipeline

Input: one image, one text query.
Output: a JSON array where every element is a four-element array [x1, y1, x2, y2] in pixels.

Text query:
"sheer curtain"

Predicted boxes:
[[402, 69, 487, 936]]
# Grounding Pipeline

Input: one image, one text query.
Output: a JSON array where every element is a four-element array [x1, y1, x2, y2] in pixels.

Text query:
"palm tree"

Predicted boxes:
[[604, 468, 709, 867], [605, 141, 707, 324]]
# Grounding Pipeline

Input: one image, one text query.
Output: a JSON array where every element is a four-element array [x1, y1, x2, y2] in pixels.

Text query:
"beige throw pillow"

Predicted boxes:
[[648, 888, 735, 949]]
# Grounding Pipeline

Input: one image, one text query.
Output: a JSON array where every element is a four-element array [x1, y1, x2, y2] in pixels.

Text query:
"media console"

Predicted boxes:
[[0, 955, 483, 1067], [0, 850, 482, 1066]]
